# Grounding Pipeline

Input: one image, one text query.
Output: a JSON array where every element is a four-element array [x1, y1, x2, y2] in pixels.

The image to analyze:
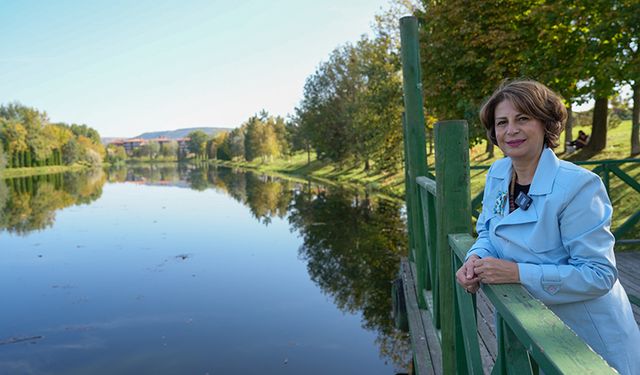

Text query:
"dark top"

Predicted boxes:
[[514, 183, 531, 208]]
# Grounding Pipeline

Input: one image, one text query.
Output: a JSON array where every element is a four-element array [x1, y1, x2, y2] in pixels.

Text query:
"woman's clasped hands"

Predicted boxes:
[[455, 255, 520, 293]]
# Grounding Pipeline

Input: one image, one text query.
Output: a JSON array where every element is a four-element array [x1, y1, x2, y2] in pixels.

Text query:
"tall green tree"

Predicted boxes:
[[617, 0, 640, 155], [161, 141, 178, 159], [227, 128, 245, 160], [418, 0, 535, 151], [0, 143, 6, 171], [243, 115, 261, 161], [187, 130, 209, 159], [0, 118, 28, 168], [297, 44, 360, 164]]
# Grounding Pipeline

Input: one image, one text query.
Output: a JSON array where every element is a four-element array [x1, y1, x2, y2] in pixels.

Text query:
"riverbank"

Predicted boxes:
[[0, 164, 88, 179], [213, 153, 406, 199], [212, 120, 639, 245], [213, 120, 638, 197]]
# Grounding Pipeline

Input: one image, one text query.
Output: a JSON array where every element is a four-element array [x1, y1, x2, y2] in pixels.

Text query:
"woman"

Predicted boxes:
[[455, 80, 640, 374]]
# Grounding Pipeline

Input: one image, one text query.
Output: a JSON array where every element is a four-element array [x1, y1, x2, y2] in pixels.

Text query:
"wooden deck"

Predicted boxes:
[[472, 250, 640, 373]]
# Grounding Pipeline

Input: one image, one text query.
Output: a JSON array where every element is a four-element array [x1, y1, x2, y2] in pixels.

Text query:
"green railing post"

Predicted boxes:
[[434, 120, 472, 374], [400, 16, 430, 308]]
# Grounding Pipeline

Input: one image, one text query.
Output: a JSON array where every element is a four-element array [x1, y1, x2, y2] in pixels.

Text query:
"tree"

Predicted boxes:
[[62, 138, 81, 165], [77, 135, 103, 165], [69, 123, 101, 144], [161, 141, 178, 159], [352, 34, 403, 172], [417, 0, 538, 151], [187, 131, 209, 159], [148, 141, 161, 160], [0, 143, 6, 171], [243, 115, 261, 161], [227, 128, 245, 160], [272, 116, 290, 157], [215, 132, 232, 160], [617, 0, 640, 155], [106, 144, 127, 164], [0, 118, 28, 168], [297, 44, 360, 164]]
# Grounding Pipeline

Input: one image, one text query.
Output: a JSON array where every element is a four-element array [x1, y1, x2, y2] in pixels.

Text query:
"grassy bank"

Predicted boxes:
[[217, 120, 637, 196], [0, 164, 88, 179], [214, 120, 639, 247]]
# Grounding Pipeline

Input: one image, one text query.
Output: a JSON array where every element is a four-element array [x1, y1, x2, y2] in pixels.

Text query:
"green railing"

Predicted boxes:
[[396, 15, 616, 374], [470, 159, 640, 243]]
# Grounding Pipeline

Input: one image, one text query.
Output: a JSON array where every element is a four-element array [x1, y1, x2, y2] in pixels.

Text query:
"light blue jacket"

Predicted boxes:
[[468, 147, 640, 374]]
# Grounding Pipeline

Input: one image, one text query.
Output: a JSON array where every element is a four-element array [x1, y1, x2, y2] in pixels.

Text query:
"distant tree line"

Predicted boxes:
[[105, 140, 179, 164], [0, 102, 106, 170], [184, 111, 291, 163]]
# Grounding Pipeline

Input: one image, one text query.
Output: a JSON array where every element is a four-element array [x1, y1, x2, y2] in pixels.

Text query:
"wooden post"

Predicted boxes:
[[435, 120, 472, 375], [400, 16, 430, 309]]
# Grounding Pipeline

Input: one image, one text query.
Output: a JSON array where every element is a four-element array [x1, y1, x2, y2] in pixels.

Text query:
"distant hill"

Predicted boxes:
[[134, 127, 231, 140], [102, 127, 232, 145]]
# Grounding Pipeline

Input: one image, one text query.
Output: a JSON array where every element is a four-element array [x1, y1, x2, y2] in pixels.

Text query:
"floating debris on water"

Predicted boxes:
[[0, 336, 44, 346]]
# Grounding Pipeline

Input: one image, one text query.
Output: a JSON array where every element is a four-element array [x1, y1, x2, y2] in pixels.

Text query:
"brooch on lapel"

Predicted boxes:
[[493, 191, 507, 216]]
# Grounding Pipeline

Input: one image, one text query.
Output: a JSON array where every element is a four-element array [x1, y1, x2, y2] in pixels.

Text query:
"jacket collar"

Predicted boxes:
[[490, 148, 559, 230], [487, 147, 559, 196]]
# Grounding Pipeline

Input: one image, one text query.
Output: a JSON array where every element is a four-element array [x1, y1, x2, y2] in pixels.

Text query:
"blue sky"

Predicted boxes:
[[0, 0, 393, 138]]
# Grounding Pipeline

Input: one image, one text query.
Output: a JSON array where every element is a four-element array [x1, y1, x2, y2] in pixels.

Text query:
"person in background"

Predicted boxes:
[[455, 79, 640, 374], [568, 129, 589, 150]]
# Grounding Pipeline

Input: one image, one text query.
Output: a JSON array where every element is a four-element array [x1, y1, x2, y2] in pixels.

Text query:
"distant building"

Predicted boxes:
[[109, 138, 145, 155], [108, 137, 190, 156]]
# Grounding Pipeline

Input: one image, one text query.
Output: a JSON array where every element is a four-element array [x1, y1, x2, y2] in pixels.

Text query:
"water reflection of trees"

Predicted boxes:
[[106, 164, 411, 367], [288, 187, 411, 368], [0, 169, 105, 235]]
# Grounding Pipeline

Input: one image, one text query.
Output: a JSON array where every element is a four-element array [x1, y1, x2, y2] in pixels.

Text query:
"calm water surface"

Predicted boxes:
[[0, 165, 410, 374]]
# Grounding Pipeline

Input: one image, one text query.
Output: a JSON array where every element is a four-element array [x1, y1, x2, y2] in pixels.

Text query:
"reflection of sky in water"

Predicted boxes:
[[0, 182, 395, 374]]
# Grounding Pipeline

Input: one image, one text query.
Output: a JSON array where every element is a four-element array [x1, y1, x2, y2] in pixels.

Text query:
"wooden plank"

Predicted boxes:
[[413, 263, 444, 373], [401, 259, 438, 375], [417, 176, 437, 196], [454, 280, 484, 374], [435, 121, 472, 375], [419, 303, 444, 375], [475, 289, 498, 373], [482, 284, 616, 374]]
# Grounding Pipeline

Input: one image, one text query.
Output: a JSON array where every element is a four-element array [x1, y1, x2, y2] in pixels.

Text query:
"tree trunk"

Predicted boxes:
[[306, 143, 311, 165], [485, 138, 494, 158], [632, 83, 640, 156], [586, 97, 608, 153], [565, 106, 574, 153]]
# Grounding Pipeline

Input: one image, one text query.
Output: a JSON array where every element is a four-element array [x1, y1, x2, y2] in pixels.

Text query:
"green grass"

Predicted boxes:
[[0, 164, 88, 179]]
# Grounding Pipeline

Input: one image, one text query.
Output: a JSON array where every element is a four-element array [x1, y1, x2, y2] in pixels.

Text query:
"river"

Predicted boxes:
[[0, 164, 410, 374]]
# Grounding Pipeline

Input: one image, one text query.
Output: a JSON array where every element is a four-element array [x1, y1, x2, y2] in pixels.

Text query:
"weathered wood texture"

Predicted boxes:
[[471, 250, 640, 374], [400, 15, 429, 308], [400, 258, 442, 375], [615, 251, 640, 322]]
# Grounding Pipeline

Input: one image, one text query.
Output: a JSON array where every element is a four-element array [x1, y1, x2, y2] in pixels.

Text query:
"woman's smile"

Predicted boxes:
[[506, 139, 526, 147]]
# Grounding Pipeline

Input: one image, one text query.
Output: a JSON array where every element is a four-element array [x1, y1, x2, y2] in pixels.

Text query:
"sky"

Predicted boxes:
[[0, 0, 393, 138]]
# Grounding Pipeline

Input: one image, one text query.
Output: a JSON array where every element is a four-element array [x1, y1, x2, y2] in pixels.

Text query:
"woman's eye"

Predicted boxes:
[[518, 117, 529, 122], [496, 121, 506, 127]]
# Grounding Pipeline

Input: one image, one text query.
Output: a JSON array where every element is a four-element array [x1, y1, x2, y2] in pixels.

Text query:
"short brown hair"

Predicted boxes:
[[479, 80, 567, 148]]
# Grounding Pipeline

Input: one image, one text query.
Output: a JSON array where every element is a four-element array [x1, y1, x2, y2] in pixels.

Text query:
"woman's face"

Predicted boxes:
[[494, 99, 546, 162]]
